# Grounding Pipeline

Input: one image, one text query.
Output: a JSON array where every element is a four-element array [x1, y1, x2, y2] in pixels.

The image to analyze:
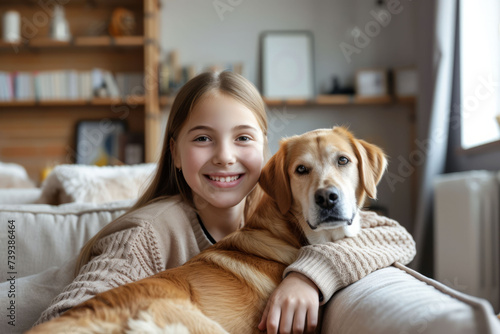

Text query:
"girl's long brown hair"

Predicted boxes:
[[75, 71, 269, 276]]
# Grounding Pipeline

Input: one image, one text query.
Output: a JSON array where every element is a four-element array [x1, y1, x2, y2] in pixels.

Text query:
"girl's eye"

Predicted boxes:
[[338, 156, 349, 165], [295, 165, 309, 175], [194, 136, 210, 142], [237, 136, 251, 141]]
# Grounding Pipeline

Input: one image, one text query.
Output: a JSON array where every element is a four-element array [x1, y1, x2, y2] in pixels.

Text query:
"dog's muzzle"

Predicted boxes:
[[309, 187, 354, 230], [307, 215, 354, 230]]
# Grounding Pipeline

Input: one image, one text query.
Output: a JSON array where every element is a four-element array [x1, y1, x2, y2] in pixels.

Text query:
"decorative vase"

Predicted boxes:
[[2, 11, 21, 42], [50, 5, 71, 41]]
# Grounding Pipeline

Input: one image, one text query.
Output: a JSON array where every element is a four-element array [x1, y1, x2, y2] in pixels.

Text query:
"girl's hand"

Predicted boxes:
[[258, 272, 319, 334]]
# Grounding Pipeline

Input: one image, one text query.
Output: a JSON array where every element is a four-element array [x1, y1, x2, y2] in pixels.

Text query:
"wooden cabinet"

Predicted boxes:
[[0, 0, 160, 182]]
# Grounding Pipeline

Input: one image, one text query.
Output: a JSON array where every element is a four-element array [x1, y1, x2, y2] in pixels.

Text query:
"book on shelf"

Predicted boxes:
[[0, 72, 12, 101], [0, 69, 145, 102], [115, 72, 145, 98]]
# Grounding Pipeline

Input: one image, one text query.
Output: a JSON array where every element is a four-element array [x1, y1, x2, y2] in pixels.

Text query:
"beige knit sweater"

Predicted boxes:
[[36, 195, 416, 325]]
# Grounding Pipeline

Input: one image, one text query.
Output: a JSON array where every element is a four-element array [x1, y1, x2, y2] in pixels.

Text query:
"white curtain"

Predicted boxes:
[[411, 0, 457, 274]]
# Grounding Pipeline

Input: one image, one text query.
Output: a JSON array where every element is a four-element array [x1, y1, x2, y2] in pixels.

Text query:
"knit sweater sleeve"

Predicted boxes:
[[34, 222, 163, 325], [283, 211, 416, 305]]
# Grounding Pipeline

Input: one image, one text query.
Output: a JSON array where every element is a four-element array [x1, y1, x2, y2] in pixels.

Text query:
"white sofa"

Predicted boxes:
[[0, 166, 499, 333]]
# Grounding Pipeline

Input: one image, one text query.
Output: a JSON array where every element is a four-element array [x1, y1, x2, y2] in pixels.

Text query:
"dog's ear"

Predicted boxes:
[[259, 141, 292, 215], [352, 138, 387, 200]]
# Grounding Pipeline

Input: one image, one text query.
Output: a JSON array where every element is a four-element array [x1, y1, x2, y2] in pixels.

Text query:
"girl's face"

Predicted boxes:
[[172, 93, 265, 210]]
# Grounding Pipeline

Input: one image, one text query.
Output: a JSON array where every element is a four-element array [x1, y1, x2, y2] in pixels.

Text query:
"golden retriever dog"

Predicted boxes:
[[28, 126, 386, 334]]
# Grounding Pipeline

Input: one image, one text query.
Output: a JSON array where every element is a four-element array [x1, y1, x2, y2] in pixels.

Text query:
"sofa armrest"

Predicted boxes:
[[321, 263, 500, 334], [0, 188, 42, 205], [0, 200, 133, 282]]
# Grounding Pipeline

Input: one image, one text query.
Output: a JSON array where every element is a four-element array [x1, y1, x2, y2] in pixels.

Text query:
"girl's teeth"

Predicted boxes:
[[209, 175, 239, 182]]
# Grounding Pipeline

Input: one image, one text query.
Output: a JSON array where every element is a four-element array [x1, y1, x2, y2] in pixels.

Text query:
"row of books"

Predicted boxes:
[[0, 70, 145, 101]]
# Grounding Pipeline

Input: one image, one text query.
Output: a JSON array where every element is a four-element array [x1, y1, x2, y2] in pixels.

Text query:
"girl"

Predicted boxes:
[[35, 71, 415, 333]]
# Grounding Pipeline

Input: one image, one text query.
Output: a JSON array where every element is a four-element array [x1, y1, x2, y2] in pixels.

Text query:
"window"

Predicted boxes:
[[459, 0, 500, 149]]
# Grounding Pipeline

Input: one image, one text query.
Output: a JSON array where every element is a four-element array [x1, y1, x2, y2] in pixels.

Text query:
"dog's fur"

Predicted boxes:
[[28, 127, 386, 334]]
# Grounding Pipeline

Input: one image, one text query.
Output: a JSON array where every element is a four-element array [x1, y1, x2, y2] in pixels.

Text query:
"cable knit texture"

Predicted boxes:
[[35, 200, 415, 325], [283, 210, 416, 305], [34, 196, 213, 325]]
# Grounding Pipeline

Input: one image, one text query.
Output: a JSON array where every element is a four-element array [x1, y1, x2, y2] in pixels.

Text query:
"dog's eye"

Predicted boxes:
[[295, 165, 309, 174], [338, 156, 349, 166]]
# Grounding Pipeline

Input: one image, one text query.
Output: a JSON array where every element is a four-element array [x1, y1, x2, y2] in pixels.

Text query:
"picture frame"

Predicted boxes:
[[393, 67, 418, 98], [75, 119, 127, 165], [355, 68, 388, 98], [119, 132, 144, 165], [260, 31, 315, 99]]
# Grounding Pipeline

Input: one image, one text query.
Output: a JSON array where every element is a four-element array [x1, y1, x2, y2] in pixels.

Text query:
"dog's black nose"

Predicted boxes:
[[315, 187, 339, 209]]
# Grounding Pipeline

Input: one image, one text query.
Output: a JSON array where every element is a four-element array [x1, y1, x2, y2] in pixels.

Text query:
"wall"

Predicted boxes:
[[159, 0, 418, 229], [160, 0, 417, 91]]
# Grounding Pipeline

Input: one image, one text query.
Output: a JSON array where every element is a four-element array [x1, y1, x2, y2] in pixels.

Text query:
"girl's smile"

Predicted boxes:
[[204, 173, 244, 188]]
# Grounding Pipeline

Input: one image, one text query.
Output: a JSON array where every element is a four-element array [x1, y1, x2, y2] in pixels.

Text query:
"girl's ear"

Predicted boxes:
[[169, 138, 181, 169], [259, 140, 292, 215]]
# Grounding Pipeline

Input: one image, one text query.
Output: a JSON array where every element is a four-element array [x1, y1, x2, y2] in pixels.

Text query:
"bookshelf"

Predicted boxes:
[[0, 0, 160, 182]]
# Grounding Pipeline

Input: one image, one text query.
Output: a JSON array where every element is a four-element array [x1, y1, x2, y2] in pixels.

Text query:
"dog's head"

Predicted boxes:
[[259, 127, 387, 244]]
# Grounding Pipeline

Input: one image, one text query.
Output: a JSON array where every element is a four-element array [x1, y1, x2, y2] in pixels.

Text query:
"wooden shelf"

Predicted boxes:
[[0, 100, 36, 107], [29, 38, 71, 47], [113, 36, 144, 46], [39, 99, 87, 106], [159, 95, 415, 108], [0, 96, 149, 107], [264, 98, 310, 106], [1, 0, 141, 5], [0, 40, 21, 48], [74, 36, 112, 47], [76, 36, 144, 47], [0, 36, 145, 49], [125, 95, 146, 105], [352, 95, 392, 104], [316, 94, 352, 104], [264, 95, 416, 106]]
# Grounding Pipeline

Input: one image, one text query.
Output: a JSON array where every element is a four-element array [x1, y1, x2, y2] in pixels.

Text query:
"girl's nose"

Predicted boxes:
[[212, 141, 236, 166]]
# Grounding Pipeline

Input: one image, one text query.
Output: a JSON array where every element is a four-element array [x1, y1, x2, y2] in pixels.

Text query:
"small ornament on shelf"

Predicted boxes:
[[2, 10, 21, 43], [328, 76, 354, 95], [109, 8, 137, 37], [50, 5, 71, 42]]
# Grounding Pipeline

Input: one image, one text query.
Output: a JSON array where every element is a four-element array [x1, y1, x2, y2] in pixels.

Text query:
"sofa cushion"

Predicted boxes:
[[0, 162, 36, 189], [37, 163, 155, 204], [321, 263, 500, 334], [0, 200, 133, 282], [0, 188, 42, 205]]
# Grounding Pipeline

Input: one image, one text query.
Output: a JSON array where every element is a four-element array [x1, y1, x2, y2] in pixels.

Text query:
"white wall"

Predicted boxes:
[[161, 0, 417, 91], [159, 0, 418, 229]]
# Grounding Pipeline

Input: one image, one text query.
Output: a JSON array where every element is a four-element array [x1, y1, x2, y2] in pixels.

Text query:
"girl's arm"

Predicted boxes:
[[259, 210, 416, 333], [34, 222, 163, 326], [283, 210, 416, 305]]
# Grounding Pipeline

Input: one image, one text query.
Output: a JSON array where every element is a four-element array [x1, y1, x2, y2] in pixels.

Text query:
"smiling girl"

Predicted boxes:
[[35, 71, 415, 333]]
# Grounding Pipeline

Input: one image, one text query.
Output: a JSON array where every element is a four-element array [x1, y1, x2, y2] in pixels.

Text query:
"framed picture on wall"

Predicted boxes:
[[75, 119, 127, 165], [260, 31, 315, 99], [355, 69, 388, 98]]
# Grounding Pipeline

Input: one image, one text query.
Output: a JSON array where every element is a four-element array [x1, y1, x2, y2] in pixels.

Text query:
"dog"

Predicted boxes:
[[28, 126, 386, 334]]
